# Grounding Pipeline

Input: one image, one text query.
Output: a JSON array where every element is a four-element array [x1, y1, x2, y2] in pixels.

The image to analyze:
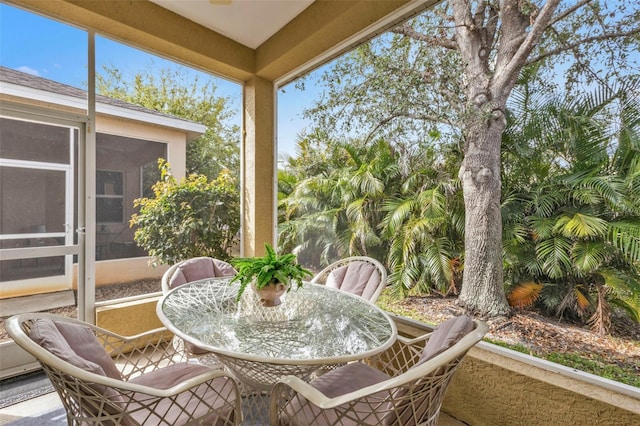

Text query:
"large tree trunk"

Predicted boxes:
[[449, 0, 562, 317], [457, 111, 510, 316]]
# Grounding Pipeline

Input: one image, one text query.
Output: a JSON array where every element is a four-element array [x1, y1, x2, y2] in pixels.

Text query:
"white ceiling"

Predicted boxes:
[[149, 0, 315, 49]]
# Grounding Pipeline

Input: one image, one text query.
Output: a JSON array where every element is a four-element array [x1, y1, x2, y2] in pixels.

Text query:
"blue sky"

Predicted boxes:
[[0, 3, 315, 156]]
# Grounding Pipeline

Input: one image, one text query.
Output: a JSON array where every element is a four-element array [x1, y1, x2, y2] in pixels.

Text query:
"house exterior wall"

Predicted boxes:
[[96, 115, 187, 178]]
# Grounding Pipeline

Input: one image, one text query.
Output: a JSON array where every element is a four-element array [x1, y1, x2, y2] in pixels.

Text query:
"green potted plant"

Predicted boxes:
[[230, 243, 312, 306]]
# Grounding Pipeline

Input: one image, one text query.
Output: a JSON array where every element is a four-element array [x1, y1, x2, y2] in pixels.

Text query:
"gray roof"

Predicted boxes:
[[0, 66, 201, 127]]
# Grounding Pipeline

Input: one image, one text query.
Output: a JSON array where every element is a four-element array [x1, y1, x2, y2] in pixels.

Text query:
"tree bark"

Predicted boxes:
[[457, 110, 510, 316]]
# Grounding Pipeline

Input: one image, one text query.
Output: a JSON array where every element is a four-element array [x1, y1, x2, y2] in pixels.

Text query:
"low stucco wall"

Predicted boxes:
[[392, 315, 640, 425], [445, 344, 639, 425], [95, 295, 167, 338]]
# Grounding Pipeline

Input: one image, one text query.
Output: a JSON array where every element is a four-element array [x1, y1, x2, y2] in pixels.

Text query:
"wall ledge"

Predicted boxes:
[[477, 340, 639, 400]]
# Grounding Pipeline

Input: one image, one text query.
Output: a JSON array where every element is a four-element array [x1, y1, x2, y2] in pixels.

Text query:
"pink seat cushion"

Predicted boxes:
[[128, 363, 238, 425], [417, 315, 474, 365], [282, 362, 392, 425], [326, 261, 381, 300]]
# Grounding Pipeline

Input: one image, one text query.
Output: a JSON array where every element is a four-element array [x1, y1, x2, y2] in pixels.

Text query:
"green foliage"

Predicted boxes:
[[503, 82, 640, 332], [130, 159, 240, 265], [485, 339, 640, 388], [229, 243, 312, 301], [545, 353, 640, 388], [279, 139, 399, 269], [280, 1, 640, 321], [97, 65, 240, 180]]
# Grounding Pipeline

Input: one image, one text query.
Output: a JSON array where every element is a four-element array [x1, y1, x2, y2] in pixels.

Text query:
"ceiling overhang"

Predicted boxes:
[[5, 0, 436, 85]]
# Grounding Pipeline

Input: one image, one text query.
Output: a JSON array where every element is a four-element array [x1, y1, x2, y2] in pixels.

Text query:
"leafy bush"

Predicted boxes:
[[130, 159, 240, 265]]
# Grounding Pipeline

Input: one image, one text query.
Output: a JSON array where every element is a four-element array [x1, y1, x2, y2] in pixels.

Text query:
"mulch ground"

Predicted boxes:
[[389, 295, 640, 378]]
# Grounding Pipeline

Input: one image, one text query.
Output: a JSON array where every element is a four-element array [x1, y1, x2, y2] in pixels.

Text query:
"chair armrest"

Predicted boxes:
[[117, 367, 239, 398], [272, 372, 398, 411], [396, 331, 433, 346], [42, 358, 238, 399]]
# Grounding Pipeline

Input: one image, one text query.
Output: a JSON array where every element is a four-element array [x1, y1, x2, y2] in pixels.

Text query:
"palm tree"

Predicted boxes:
[[279, 139, 400, 269], [504, 82, 640, 334], [380, 144, 464, 298]]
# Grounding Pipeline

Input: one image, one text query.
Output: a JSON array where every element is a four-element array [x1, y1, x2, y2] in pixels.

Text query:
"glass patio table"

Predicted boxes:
[[156, 277, 397, 391]]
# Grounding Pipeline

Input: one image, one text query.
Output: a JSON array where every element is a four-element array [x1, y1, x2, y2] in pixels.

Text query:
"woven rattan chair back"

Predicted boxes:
[[161, 257, 237, 360], [161, 256, 236, 294]]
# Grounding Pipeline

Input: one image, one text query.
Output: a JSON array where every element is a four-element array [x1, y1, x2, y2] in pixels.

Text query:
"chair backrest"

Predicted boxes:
[[310, 256, 387, 303], [162, 256, 237, 293]]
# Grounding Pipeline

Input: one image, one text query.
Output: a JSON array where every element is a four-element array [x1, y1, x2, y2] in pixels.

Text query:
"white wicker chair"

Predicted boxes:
[[270, 316, 488, 426], [310, 256, 387, 303], [161, 257, 237, 362], [5, 313, 242, 426]]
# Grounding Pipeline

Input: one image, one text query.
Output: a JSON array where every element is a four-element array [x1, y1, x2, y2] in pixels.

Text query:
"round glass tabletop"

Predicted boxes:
[[157, 278, 397, 365]]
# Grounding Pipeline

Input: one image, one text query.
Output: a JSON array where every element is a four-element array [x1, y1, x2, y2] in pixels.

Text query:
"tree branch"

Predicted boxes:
[[526, 27, 640, 65], [363, 110, 450, 144], [548, 0, 594, 27], [493, 0, 561, 96], [391, 23, 458, 50]]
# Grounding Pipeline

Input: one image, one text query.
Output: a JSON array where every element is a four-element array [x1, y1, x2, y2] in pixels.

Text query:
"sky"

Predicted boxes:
[[0, 3, 317, 157]]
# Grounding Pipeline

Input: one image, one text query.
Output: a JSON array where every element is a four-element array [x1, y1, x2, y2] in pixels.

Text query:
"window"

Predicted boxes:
[[96, 170, 124, 223]]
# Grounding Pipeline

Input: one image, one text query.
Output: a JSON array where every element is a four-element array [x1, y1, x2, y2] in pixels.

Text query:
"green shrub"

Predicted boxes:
[[130, 159, 240, 265]]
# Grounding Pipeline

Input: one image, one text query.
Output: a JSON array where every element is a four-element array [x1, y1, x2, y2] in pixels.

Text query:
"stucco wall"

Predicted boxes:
[[95, 295, 168, 338], [393, 316, 640, 425]]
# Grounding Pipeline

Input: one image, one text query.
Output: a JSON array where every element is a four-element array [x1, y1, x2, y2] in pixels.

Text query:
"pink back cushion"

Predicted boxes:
[[54, 320, 122, 380], [30, 319, 107, 377], [212, 259, 237, 277], [417, 315, 474, 365], [168, 257, 236, 290], [326, 261, 382, 300]]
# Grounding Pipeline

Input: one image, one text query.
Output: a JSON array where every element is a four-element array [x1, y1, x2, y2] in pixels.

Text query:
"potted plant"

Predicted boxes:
[[230, 243, 312, 306]]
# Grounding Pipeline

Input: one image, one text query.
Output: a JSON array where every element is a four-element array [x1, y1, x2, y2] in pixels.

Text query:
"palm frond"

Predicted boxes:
[[554, 212, 607, 239], [536, 235, 573, 279], [570, 241, 607, 275], [607, 220, 640, 263], [508, 282, 543, 308]]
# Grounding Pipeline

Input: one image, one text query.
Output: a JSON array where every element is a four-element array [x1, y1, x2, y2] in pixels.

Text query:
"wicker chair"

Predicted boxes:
[[161, 257, 237, 361], [270, 316, 488, 426], [5, 313, 242, 426], [310, 256, 387, 303]]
